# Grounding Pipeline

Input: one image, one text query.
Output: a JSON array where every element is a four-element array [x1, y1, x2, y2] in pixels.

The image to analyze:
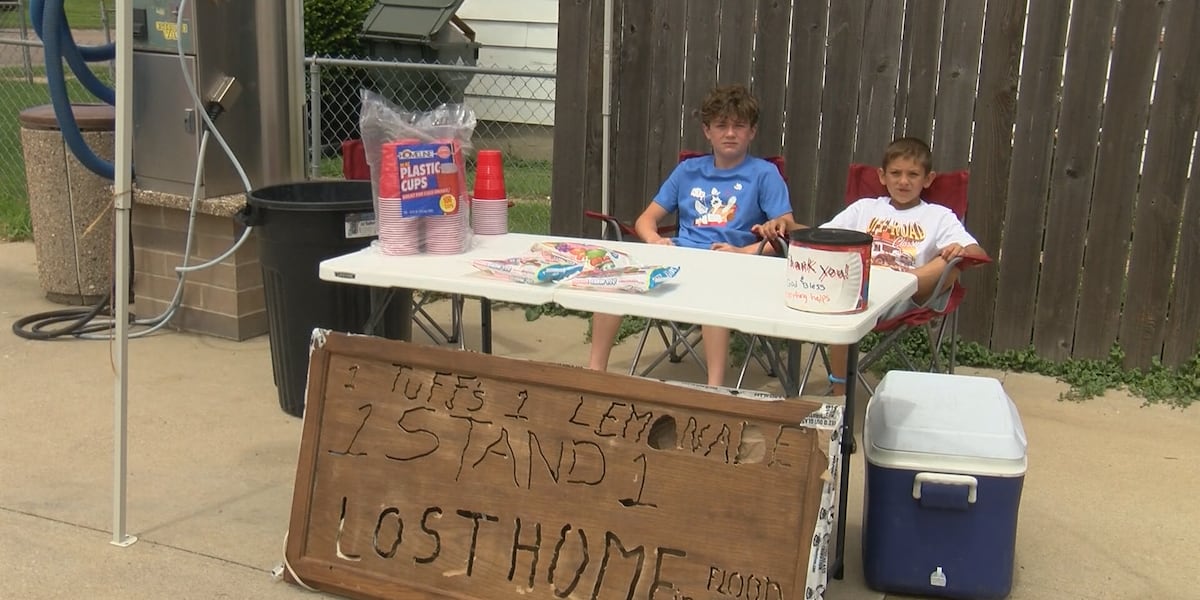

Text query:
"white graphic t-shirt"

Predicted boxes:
[[822, 196, 978, 270]]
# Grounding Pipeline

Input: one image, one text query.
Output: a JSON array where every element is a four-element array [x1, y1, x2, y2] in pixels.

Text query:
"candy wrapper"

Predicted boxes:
[[532, 241, 633, 271], [471, 256, 583, 284], [563, 265, 681, 293]]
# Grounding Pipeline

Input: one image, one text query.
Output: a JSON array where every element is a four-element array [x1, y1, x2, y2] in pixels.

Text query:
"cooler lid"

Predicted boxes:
[[867, 371, 1027, 461]]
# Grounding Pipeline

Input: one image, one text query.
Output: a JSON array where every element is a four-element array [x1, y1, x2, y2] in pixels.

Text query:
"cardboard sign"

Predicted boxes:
[[285, 332, 840, 600]]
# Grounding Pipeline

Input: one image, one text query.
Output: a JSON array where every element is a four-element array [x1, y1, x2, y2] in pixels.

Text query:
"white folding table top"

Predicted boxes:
[[319, 232, 918, 345]]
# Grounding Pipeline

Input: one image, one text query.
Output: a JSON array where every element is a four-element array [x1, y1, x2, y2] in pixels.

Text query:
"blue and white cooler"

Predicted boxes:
[[862, 371, 1027, 600]]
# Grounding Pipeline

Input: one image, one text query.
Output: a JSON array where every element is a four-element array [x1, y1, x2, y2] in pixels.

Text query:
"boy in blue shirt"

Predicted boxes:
[[588, 84, 796, 386]]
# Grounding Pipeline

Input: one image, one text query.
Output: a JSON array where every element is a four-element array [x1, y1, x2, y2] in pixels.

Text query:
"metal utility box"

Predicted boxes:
[[130, 0, 304, 198], [361, 0, 481, 112]]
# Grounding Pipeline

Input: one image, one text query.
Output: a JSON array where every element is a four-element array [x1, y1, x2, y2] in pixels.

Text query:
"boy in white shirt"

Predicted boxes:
[[757, 137, 988, 394]]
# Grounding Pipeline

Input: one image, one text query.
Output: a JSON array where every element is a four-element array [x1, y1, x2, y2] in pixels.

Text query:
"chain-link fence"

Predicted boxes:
[[0, 23, 554, 239], [0, 10, 114, 240], [306, 56, 555, 235]]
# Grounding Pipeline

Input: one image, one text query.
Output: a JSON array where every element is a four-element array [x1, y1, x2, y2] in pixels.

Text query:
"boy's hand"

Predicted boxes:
[[938, 243, 966, 261], [752, 218, 794, 241], [710, 242, 744, 253]]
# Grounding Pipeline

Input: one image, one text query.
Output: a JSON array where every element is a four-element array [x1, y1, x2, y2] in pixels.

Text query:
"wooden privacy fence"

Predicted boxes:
[[550, 0, 1200, 368]]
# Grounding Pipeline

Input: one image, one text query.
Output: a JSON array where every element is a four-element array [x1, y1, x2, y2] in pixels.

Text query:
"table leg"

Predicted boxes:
[[480, 298, 493, 354], [785, 340, 802, 397], [832, 342, 860, 580], [364, 288, 398, 336]]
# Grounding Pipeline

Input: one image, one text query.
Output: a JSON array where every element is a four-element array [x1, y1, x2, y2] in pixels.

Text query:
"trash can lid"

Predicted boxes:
[[362, 0, 467, 43], [19, 104, 115, 132]]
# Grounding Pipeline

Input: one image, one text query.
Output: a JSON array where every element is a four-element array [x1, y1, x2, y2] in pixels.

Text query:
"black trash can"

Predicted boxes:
[[245, 181, 412, 417]]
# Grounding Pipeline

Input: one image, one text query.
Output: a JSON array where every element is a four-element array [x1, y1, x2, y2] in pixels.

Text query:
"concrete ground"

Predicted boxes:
[[1, 240, 1198, 599]]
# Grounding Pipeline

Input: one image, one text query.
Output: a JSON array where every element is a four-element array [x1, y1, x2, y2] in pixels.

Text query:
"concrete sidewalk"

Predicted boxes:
[[1, 240, 1197, 599]]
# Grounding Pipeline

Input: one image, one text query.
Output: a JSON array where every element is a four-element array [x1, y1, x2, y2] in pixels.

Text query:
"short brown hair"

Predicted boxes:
[[882, 137, 934, 173], [697, 84, 759, 127]]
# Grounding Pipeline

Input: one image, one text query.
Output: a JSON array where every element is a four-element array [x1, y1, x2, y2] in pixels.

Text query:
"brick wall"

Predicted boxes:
[[131, 202, 267, 340]]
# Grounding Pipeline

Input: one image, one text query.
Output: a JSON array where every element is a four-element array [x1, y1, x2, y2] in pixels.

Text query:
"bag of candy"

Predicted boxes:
[[531, 241, 633, 271], [471, 255, 583, 284], [561, 265, 681, 293]]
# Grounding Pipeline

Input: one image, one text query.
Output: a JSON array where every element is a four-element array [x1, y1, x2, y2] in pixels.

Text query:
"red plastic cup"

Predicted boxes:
[[473, 149, 507, 200]]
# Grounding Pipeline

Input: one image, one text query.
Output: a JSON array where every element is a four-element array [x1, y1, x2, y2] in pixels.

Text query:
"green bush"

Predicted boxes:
[[305, 0, 375, 148], [304, 0, 374, 58]]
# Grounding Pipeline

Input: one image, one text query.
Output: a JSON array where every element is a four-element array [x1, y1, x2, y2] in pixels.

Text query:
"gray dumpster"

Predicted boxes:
[[361, 0, 481, 112]]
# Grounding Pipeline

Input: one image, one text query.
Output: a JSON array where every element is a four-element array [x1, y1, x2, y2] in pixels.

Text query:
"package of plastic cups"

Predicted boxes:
[[375, 138, 471, 255]]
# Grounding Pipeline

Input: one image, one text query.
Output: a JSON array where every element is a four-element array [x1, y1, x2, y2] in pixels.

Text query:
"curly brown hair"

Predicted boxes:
[[696, 84, 760, 127], [882, 137, 934, 173]]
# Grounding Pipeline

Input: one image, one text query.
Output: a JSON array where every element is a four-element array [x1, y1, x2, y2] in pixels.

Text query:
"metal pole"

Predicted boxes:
[[309, 61, 321, 178], [19, 0, 33, 83], [600, 0, 614, 217], [112, 0, 137, 548]]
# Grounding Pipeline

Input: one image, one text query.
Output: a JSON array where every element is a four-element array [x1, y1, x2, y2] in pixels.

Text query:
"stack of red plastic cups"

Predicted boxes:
[[377, 139, 422, 255], [471, 149, 508, 235]]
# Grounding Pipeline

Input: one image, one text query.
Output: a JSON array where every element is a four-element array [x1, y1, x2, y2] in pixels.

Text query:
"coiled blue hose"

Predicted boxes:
[[30, 0, 118, 180]]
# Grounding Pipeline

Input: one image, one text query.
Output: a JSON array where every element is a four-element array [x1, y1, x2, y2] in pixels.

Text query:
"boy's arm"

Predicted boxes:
[[909, 244, 988, 303], [634, 202, 673, 245], [752, 215, 808, 240]]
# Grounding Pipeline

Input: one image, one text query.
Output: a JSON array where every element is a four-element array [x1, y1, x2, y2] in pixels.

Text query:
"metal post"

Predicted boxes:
[[19, 0, 33, 83], [308, 61, 322, 179], [112, 0, 137, 548], [832, 342, 860, 579]]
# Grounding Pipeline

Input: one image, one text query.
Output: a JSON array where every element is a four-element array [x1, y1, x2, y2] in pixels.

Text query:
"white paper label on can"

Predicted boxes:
[[785, 246, 866, 313], [344, 212, 378, 239]]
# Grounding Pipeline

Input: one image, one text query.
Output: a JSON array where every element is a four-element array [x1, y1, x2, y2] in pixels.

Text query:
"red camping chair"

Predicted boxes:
[[584, 151, 795, 391], [800, 163, 992, 395]]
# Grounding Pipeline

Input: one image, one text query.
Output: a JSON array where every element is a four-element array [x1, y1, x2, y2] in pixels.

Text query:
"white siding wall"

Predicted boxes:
[[457, 0, 558, 125]]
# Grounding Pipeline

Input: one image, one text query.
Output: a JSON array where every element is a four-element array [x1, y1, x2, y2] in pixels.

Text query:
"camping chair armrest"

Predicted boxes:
[[583, 210, 678, 242], [955, 254, 992, 269], [755, 236, 787, 257], [583, 210, 627, 241], [914, 254, 992, 310]]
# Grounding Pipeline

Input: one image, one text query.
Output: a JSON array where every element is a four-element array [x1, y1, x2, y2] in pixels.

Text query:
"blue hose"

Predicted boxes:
[[31, 0, 117, 180]]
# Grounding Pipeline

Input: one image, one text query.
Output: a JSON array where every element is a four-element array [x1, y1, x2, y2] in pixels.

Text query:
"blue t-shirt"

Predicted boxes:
[[653, 156, 792, 249]]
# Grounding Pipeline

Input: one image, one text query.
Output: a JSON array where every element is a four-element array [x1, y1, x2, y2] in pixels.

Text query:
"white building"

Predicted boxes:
[[457, 0, 557, 125]]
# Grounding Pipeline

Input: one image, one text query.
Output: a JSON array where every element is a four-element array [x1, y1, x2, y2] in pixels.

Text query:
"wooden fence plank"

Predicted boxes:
[[1163, 137, 1200, 365], [642, 0, 688, 206], [1031, 1, 1118, 361], [814, 0, 866, 223], [681, 0, 721, 153], [782, 0, 830, 225], [750, 0, 793, 157], [895, 0, 944, 139], [990, 0, 1070, 352], [1117, 1, 1200, 368], [853, 0, 905, 162], [550, 0, 603, 236], [609, 0, 656, 223], [1073, 0, 1164, 360], [932, 0, 986, 171], [958, 0, 1023, 346], [717, 0, 755, 86]]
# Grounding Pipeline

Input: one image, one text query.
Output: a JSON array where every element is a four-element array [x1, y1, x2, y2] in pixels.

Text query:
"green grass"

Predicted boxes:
[[63, 0, 114, 30], [0, 66, 111, 241], [319, 155, 552, 202]]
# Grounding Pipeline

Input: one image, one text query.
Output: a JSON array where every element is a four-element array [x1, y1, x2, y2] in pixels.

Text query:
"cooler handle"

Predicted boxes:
[[913, 472, 977, 504]]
